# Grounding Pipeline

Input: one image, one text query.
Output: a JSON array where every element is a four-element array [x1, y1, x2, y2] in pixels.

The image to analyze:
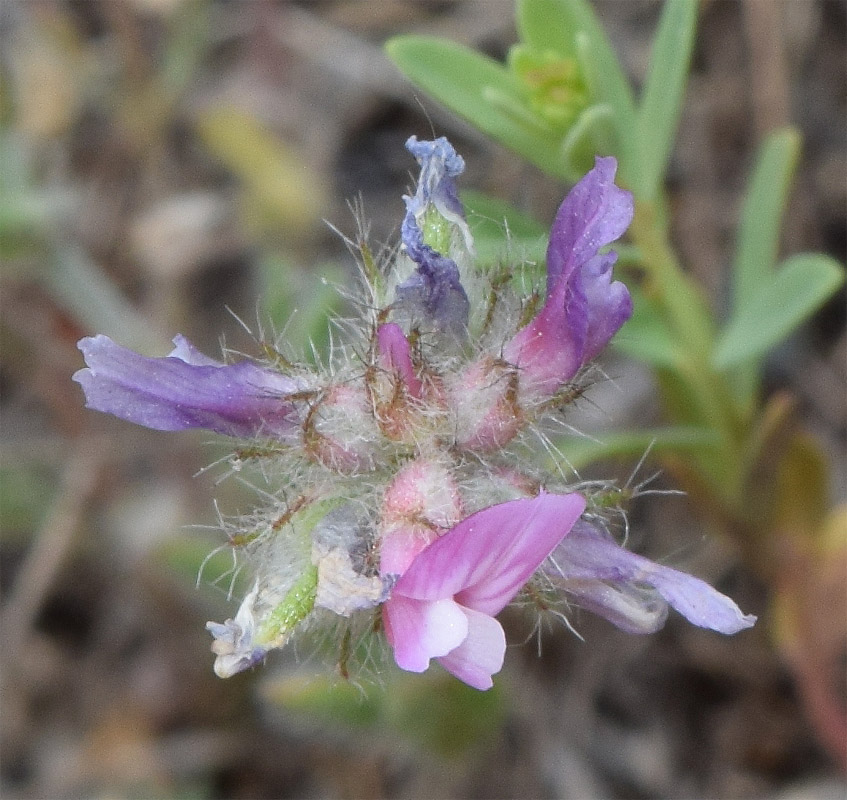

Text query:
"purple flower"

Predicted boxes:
[[384, 492, 586, 689], [546, 521, 757, 634], [395, 136, 470, 338], [73, 334, 303, 437], [504, 156, 633, 395]]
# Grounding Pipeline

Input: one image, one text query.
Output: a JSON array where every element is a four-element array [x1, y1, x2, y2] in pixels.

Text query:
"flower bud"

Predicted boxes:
[[450, 356, 522, 452], [303, 382, 380, 473], [379, 459, 462, 576]]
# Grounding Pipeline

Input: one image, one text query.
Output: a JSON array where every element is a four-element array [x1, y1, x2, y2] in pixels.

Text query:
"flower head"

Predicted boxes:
[[73, 138, 754, 690]]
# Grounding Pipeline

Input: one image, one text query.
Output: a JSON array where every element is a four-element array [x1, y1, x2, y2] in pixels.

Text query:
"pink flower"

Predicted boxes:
[[384, 492, 586, 689]]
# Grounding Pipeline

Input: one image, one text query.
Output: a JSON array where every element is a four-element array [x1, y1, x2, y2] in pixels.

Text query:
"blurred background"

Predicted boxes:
[[1, 1, 845, 798]]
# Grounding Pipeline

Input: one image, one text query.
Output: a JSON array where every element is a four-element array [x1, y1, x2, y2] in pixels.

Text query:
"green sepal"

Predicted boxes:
[[255, 565, 318, 648], [420, 206, 454, 256]]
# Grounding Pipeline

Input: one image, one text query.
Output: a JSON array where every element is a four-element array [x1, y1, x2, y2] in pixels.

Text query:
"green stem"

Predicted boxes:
[[629, 198, 747, 505]]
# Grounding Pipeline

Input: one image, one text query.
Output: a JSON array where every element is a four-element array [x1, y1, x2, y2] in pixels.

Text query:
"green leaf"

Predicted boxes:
[[385, 36, 569, 180], [733, 128, 801, 311], [567, 2, 638, 185], [516, 0, 579, 59], [714, 253, 845, 368], [729, 129, 802, 407], [636, 0, 698, 200], [550, 427, 720, 473], [259, 254, 343, 356], [47, 245, 169, 354], [517, 0, 637, 144]]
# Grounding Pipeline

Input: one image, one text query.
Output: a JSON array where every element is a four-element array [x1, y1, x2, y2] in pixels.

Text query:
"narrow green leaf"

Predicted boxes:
[[385, 36, 569, 180], [551, 427, 720, 473], [733, 128, 801, 310], [714, 253, 845, 368], [636, 0, 698, 200], [516, 0, 578, 59], [47, 245, 168, 354]]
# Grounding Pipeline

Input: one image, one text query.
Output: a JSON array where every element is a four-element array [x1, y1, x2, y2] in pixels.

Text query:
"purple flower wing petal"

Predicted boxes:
[[74, 335, 301, 437], [504, 158, 633, 392], [385, 595, 469, 673], [545, 156, 634, 293], [580, 253, 634, 362], [396, 223, 470, 338], [562, 580, 669, 634], [396, 493, 586, 616], [168, 334, 223, 366], [549, 522, 756, 634], [436, 605, 506, 690]]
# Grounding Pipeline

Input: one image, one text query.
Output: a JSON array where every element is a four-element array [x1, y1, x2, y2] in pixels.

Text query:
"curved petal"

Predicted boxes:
[[563, 580, 669, 634], [548, 522, 757, 634], [437, 606, 506, 691], [580, 253, 634, 362], [396, 493, 586, 616], [545, 156, 633, 293], [74, 335, 301, 437], [377, 323, 423, 399], [384, 595, 469, 673], [404, 136, 470, 245]]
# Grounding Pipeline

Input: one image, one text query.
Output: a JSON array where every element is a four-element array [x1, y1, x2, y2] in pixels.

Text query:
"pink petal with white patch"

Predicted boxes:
[[436, 605, 506, 690], [384, 595, 468, 673]]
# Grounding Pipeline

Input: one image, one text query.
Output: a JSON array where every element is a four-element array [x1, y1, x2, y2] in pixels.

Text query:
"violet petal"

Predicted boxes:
[[548, 522, 756, 634], [545, 156, 633, 293], [74, 334, 301, 437], [377, 322, 423, 399]]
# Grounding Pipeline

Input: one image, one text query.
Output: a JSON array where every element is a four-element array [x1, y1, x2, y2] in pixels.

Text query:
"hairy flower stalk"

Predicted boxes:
[[74, 137, 755, 689]]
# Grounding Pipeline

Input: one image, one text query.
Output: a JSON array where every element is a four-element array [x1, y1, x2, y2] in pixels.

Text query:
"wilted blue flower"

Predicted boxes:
[[395, 136, 471, 339], [74, 138, 754, 689]]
